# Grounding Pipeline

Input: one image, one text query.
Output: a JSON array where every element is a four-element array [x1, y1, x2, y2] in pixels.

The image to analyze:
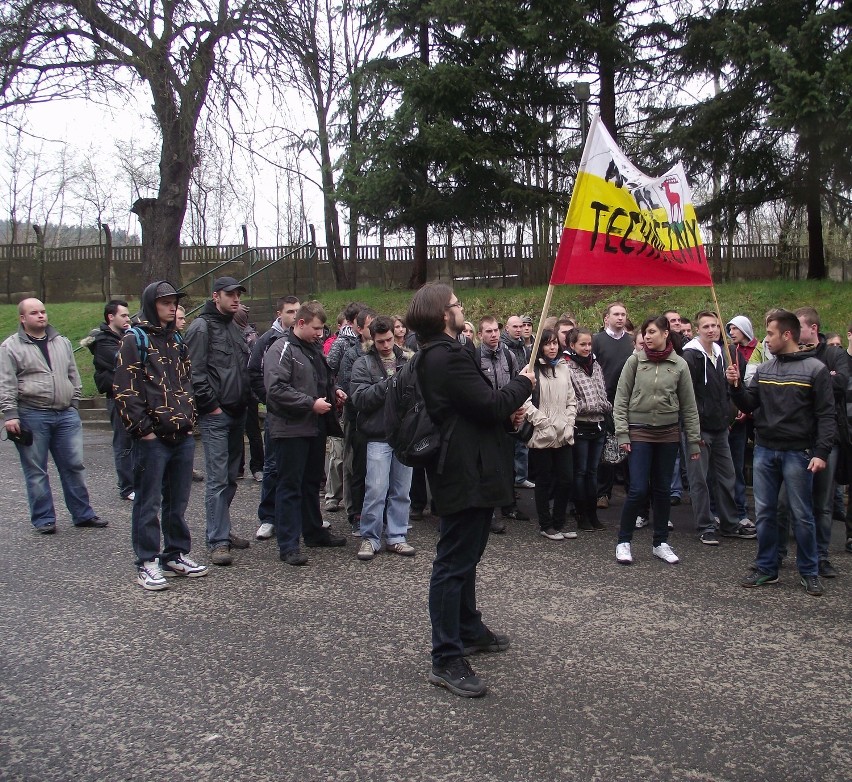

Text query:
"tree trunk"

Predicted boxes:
[[804, 144, 825, 279], [102, 223, 112, 300], [597, 0, 618, 138], [408, 221, 428, 288]]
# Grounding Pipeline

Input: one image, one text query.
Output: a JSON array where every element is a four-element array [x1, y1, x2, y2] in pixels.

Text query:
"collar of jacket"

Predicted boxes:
[[201, 299, 234, 322], [17, 323, 59, 342]]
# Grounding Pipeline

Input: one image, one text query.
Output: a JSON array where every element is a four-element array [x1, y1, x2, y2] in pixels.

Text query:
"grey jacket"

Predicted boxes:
[[350, 343, 410, 440], [264, 333, 339, 439], [0, 325, 81, 420]]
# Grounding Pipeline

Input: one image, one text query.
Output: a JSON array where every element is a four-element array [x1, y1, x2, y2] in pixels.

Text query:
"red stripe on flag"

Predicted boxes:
[[550, 227, 712, 287]]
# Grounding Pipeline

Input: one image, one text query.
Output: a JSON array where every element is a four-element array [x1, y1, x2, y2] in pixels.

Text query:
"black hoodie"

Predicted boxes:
[[112, 281, 195, 441]]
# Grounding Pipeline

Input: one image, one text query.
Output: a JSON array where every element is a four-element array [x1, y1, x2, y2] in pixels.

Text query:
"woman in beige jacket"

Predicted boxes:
[[522, 329, 577, 540]]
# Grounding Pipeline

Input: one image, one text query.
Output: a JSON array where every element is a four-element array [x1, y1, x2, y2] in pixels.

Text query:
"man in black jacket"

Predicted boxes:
[[185, 276, 251, 566], [727, 309, 835, 597], [114, 281, 207, 590], [264, 301, 347, 566], [350, 315, 413, 561], [85, 299, 133, 501], [407, 283, 535, 698], [682, 311, 756, 544]]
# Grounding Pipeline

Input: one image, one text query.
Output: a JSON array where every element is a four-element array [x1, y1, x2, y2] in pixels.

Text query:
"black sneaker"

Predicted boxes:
[[490, 520, 507, 534], [409, 508, 424, 521], [280, 550, 308, 566], [800, 574, 824, 597], [75, 516, 108, 528], [428, 657, 487, 698], [720, 524, 757, 539], [818, 560, 838, 579], [740, 569, 779, 587], [700, 531, 720, 546], [502, 508, 529, 521], [462, 628, 511, 656], [305, 534, 346, 548], [36, 523, 57, 535]]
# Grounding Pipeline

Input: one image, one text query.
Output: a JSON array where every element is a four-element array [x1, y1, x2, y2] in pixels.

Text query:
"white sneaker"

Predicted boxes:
[[635, 516, 648, 529], [123, 491, 136, 501], [162, 554, 209, 578], [322, 520, 331, 529], [562, 530, 578, 539], [616, 543, 633, 564], [357, 540, 376, 561], [256, 522, 275, 540], [252, 471, 264, 482], [668, 520, 674, 529], [653, 542, 680, 564], [137, 559, 168, 591], [515, 479, 536, 489], [386, 541, 416, 556], [540, 528, 565, 541]]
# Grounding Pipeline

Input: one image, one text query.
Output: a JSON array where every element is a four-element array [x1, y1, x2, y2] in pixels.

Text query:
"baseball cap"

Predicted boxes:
[[212, 276, 247, 293], [521, 315, 534, 325], [154, 281, 186, 300]]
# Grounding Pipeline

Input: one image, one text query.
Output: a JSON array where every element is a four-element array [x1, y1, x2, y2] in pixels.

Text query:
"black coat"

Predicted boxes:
[[417, 333, 532, 516]]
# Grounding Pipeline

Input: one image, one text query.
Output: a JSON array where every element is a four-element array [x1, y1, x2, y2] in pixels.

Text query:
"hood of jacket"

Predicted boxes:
[[140, 281, 179, 331], [682, 337, 722, 359], [726, 315, 755, 343]]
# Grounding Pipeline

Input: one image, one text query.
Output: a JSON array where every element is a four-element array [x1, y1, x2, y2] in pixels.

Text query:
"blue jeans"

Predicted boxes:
[[200, 409, 246, 548], [131, 436, 194, 565], [107, 398, 134, 497], [257, 419, 278, 527], [513, 440, 529, 483], [752, 446, 818, 576], [273, 431, 327, 555], [360, 440, 413, 550], [727, 420, 749, 518], [429, 506, 492, 666], [15, 407, 96, 529], [573, 434, 605, 511], [618, 440, 679, 546]]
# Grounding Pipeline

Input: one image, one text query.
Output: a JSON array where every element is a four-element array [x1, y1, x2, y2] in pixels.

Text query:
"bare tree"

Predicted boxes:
[[1, 1, 259, 283]]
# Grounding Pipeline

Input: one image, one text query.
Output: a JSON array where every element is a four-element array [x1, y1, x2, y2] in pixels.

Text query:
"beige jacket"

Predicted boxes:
[[522, 359, 577, 448], [0, 325, 81, 421]]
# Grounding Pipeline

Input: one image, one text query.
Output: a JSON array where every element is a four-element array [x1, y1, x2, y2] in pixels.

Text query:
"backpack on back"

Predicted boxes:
[[384, 342, 456, 471], [124, 325, 184, 368]]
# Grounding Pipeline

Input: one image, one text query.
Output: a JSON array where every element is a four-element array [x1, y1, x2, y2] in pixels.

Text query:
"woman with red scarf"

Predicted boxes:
[[613, 315, 701, 565]]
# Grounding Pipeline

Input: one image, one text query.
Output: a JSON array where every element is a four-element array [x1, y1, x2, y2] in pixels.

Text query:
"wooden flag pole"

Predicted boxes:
[[526, 284, 556, 373], [709, 279, 738, 385]]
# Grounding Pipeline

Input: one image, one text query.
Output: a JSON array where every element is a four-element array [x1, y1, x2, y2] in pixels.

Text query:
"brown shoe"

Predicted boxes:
[[596, 496, 609, 509], [210, 546, 233, 566]]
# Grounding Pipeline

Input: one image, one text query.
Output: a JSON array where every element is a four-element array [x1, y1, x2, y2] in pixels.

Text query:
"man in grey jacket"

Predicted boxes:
[[0, 298, 105, 534], [264, 301, 347, 566]]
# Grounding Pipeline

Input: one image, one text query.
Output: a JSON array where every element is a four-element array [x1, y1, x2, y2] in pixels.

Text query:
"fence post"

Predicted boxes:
[[102, 223, 113, 300], [32, 224, 45, 300]]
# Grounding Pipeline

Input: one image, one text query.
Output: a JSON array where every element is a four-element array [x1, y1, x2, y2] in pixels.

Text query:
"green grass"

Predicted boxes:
[[1, 281, 848, 398]]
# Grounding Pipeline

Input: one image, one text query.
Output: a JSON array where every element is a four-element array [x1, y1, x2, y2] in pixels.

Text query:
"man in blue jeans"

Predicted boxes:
[[185, 277, 252, 566], [727, 309, 835, 597], [350, 315, 414, 561], [0, 298, 105, 535], [114, 281, 207, 590]]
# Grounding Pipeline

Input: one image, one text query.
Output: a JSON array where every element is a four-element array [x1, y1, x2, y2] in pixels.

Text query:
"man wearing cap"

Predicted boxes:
[[185, 276, 252, 565], [114, 281, 207, 590]]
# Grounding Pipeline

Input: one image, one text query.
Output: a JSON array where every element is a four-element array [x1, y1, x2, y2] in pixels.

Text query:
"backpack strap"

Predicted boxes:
[[128, 325, 151, 366]]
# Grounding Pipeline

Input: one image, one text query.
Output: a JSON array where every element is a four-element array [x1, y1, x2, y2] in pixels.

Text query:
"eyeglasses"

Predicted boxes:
[[446, 301, 464, 310]]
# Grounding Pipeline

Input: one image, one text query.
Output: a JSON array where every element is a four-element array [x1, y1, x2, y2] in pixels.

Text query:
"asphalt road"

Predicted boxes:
[[0, 429, 849, 782]]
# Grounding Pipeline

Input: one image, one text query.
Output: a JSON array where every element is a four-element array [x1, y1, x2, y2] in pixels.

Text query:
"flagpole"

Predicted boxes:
[[526, 284, 556, 372], [709, 279, 737, 385]]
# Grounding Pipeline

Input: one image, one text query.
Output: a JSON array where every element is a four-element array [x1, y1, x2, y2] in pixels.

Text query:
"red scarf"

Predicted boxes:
[[644, 340, 674, 363]]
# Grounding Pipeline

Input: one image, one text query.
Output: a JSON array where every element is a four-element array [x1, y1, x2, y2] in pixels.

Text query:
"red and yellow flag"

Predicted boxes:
[[551, 115, 712, 287]]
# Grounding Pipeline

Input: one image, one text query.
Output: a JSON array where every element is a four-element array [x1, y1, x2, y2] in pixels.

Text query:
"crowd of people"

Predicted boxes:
[[1, 281, 849, 697]]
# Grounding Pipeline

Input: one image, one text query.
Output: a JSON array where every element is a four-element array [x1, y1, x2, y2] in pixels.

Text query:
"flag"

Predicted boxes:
[[550, 115, 712, 287]]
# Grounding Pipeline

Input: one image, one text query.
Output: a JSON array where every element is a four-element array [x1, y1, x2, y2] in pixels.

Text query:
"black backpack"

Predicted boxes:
[[384, 342, 456, 471]]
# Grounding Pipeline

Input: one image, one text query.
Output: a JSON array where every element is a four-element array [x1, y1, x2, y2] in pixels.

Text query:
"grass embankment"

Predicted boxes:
[[0, 281, 848, 398]]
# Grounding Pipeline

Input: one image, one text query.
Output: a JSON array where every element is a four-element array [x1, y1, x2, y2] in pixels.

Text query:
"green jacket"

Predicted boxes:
[[613, 351, 700, 455]]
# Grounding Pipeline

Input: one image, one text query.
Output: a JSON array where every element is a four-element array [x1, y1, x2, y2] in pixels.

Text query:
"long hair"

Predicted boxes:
[[535, 328, 559, 377], [405, 283, 453, 343]]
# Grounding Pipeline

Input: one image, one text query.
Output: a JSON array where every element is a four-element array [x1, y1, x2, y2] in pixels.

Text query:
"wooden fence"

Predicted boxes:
[[0, 239, 843, 304]]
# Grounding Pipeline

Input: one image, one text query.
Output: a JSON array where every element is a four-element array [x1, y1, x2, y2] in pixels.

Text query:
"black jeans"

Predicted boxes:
[[529, 445, 573, 529], [429, 506, 493, 666], [241, 401, 264, 475], [618, 441, 679, 546], [343, 416, 367, 520]]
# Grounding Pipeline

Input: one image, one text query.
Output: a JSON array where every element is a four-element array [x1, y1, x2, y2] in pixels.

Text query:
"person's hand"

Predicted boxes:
[[5, 418, 20, 435], [725, 364, 740, 386], [620, 442, 631, 454], [335, 389, 347, 404], [689, 452, 701, 461], [735, 410, 746, 422], [519, 368, 536, 388], [210, 407, 223, 415], [141, 433, 156, 441], [510, 409, 525, 428], [808, 457, 826, 473], [313, 398, 332, 414]]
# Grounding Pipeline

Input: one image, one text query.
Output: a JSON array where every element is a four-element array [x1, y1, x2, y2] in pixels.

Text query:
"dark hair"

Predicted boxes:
[[369, 315, 394, 338], [355, 307, 377, 329], [276, 295, 299, 312], [568, 326, 592, 346], [535, 328, 560, 377], [766, 308, 800, 341], [794, 306, 819, 329], [681, 317, 692, 326], [556, 317, 575, 330], [406, 283, 454, 343], [641, 315, 670, 337], [825, 332, 839, 342], [104, 299, 128, 322], [344, 301, 368, 323], [478, 315, 498, 332], [295, 300, 327, 325]]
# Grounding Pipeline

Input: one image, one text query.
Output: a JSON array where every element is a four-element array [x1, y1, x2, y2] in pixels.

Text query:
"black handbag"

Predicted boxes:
[[509, 419, 534, 444], [574, 420, 604, 440]]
